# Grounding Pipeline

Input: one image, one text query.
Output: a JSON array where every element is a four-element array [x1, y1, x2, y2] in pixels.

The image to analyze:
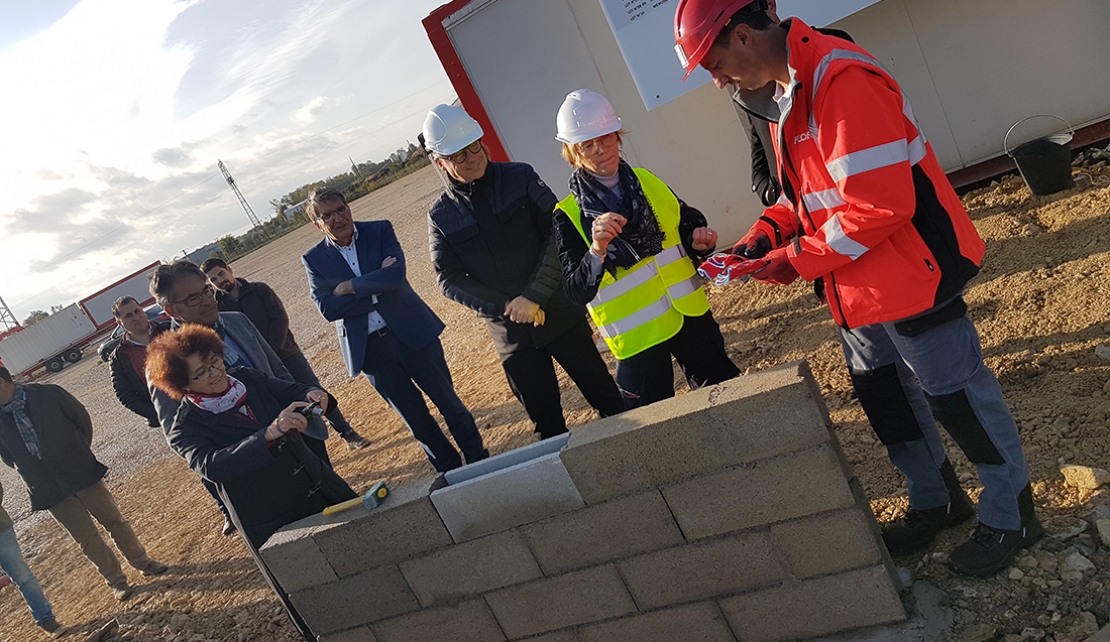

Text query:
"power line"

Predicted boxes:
[[15, 80, 450, 274], [8, 81, 453, 310]]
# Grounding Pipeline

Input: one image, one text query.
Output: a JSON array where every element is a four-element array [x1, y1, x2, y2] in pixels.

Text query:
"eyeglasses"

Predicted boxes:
[[173, 283, 215, 308], [442, 140, 484, 164], [316, 202, 350, 223], [579, 132, 618, 156], [191, 359, 226, 382]]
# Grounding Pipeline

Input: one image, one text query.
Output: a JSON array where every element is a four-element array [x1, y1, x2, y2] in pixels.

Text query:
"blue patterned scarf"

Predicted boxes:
[[568, 160, 665, 271], [0, 385, 42, 460]]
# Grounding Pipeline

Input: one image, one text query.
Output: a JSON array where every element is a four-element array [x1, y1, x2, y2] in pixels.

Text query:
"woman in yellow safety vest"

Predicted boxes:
[[552, 89, 740, 409]]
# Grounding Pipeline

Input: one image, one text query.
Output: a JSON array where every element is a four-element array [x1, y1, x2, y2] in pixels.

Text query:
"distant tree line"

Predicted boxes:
[[215, 143, 429, 263], [22, 304, 64, 327]]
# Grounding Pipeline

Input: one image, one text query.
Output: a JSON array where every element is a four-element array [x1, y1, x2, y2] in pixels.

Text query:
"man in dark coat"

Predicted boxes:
[[148, 260, 333, 536], [423, 104, 624, 439], [199, 258, 370, 450], [109, 296, 169, 427], [302, 187, 489, 472], [0, 367, 167, 601]]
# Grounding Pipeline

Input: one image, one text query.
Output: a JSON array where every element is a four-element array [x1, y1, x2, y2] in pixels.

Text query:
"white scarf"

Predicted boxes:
[[185, 376, 254, 420]]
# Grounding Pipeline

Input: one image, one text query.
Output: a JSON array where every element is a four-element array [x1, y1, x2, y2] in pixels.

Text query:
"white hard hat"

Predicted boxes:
[[422, 104, 484, 156], [555, 89, 622, 145]]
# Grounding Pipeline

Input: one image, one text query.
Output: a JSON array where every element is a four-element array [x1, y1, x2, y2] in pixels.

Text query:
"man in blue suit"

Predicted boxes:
[[301, 187, 488, 472]]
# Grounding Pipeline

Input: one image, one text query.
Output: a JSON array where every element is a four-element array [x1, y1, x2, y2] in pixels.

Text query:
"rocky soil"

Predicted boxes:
[[2, 156, 1110, 642]]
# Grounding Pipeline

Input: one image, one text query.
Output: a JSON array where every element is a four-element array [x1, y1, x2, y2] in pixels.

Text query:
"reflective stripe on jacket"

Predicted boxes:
[[556, 168, 710, 359], [744, 19, 984, 328]]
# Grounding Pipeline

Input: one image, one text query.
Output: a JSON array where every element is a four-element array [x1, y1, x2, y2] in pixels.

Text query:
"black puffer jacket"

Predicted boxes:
[[429, 162, 586, 352]]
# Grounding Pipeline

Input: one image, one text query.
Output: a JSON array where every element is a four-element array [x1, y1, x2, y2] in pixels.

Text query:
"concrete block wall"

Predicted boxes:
[[262, 361, 905, 642]]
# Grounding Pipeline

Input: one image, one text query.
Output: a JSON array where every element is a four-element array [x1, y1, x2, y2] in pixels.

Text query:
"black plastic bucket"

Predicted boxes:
[[1005, 115, 1074, 196]]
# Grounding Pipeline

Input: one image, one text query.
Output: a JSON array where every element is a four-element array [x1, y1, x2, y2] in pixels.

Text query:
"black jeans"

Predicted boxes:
[[362, 331, 488, 472], [500, 317, 625, 439], [615, 311, 740, 409]]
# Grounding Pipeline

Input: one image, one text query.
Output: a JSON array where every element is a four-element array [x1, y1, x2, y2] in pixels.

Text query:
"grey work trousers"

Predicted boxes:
[[838, 311, 1030, 530]]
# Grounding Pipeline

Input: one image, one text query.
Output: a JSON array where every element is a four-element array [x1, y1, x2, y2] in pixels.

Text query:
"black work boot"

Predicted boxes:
[[882, 460, 976, 557], [947, 484, 1044, 577]]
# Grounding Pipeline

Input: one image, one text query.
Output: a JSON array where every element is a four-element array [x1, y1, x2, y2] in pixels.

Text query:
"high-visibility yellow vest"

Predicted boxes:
[[558, 168, 710, 360]]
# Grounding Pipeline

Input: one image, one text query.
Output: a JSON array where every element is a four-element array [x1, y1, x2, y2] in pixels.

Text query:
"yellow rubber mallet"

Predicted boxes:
[[323, 481, 389, 516]]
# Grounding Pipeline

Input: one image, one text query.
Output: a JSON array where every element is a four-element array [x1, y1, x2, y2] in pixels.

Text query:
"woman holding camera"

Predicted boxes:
[[146, 324, 356, 548], [146, 324, 355, 640]]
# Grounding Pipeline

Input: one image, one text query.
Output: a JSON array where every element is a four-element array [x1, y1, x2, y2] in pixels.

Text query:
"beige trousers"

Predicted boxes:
[[47, 481, 151, 588]]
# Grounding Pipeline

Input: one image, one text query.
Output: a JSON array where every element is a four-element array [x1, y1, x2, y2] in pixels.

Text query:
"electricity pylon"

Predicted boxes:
[[217, 160, 267, 238]]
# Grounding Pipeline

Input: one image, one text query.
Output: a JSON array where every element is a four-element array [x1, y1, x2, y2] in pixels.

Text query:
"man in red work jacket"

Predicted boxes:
[[675, 0, 1040, 577]]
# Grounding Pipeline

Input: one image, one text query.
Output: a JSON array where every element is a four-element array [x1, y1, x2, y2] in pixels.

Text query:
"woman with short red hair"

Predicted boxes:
[[147, 324, 355, 641]]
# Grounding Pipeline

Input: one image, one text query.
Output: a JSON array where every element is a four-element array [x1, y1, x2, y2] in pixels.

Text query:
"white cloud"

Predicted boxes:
[[294, 96, 330, 126], [0, 0, 456, 320]]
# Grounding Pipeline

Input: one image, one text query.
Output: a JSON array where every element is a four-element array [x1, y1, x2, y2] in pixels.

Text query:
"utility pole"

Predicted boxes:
[[0, 294, 21, 333], [349, 156, 363, 180], [217, 160, 267, 238]]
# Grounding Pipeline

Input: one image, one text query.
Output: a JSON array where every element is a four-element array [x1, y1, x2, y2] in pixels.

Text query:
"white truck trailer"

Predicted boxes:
[[0, 303, 100, 375], [0, 262, 160, 377]]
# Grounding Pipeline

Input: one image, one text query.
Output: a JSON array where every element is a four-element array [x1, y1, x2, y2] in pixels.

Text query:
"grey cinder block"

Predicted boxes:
[[431, 451, 585, 542], [313, 477, 454, 577], [770, 508, 882, 579], [289, 565, 419, 635], [662, 444, 855, 540], [318, 626, 378, 642], [370, 599, 506, 642], [259, 532, 337, 593], [561, 362, 832, 505], [576, 602, 736, 642], [485, 565, 636, 639], [617, 530, 783, 610], [399, 530, 542, 607], [718, 565, 906, 641], [517, 632, 581, 642], [521, 490, 684, 575]]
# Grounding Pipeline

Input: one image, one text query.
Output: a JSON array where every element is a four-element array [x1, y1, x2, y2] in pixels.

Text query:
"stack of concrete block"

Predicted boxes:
[[260, 361, 904, 642]]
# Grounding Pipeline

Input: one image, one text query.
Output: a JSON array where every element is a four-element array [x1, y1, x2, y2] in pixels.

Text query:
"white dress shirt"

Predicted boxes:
[[326, 226, 388, 333]]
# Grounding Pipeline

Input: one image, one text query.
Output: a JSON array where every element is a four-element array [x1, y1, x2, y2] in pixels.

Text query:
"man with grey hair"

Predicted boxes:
[[109, 296, 168, 427], [148, 260, 333, 536], [302, 188, 488, 473]]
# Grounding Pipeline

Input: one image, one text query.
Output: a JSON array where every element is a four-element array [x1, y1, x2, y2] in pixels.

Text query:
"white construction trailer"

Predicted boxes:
[[0, 304, 99, 376], [424, 0, 1110, 245]]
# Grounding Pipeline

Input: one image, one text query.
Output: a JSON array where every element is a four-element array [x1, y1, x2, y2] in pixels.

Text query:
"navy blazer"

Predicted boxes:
[[302, 220, 445, 377]]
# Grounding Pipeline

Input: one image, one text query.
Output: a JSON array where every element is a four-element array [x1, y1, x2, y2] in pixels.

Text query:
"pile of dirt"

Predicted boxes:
[[2, 164, 1109, 642]]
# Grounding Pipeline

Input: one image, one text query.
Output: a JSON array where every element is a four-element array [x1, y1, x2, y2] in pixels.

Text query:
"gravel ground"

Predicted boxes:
[[2, 161, 1110, 642]]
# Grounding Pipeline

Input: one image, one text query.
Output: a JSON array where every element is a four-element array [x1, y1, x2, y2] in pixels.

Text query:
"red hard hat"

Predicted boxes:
[[674, 0, 759, 81]]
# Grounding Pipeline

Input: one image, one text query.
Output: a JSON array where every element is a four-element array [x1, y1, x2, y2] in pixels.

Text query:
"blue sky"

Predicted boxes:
[[0, 0, 457, 321]]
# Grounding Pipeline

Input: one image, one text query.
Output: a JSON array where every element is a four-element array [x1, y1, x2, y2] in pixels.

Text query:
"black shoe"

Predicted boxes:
[[222, 516, 237, 536], [947, 518, 1045, 577], [340, 430, 371, 451], [882, 494, 976, 557], [141, 559, 169, 576]]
